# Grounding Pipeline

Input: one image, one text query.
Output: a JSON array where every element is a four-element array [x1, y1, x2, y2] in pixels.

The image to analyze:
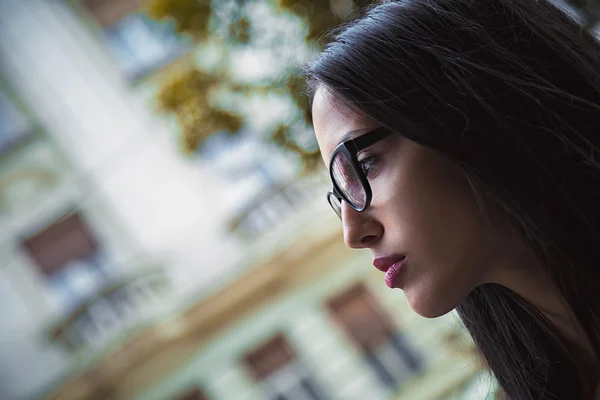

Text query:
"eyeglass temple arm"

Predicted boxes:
[[351, 127, 391, 150]]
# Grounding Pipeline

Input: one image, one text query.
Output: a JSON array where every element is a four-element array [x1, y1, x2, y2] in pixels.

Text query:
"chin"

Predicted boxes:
[[403, 285, 461, 319]]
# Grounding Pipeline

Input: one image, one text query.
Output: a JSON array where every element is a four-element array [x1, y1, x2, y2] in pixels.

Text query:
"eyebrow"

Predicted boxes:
[[338, 128, 368, 146]]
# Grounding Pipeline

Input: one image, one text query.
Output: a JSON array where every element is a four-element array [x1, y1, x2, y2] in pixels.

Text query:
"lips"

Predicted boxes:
[[372, 255, 406, 272], [373, 255, 406, 288]]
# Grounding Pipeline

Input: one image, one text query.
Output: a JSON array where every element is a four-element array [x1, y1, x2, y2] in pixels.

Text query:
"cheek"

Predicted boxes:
[[398, 189, 491, 318], [410, 164, 491, 276], [377, 148, 481, 246], [377, 150, 495, 316]]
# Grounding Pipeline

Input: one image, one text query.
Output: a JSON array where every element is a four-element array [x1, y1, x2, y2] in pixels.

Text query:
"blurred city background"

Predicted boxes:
[[1, 0, 590, 399]]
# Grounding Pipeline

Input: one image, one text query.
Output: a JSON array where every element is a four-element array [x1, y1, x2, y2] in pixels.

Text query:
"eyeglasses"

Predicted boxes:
[[327, 127, 392, 219]]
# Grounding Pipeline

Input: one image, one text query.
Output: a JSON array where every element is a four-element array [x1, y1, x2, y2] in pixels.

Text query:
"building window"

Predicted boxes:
[[202, 133, 295, 194], [22, 212, 110, 313], [244, 334, 329, 400], [200, 132, 297, 212], [327, 283, 424, 390], [83, 0, 188, 80], [0, 87, 33, 153]]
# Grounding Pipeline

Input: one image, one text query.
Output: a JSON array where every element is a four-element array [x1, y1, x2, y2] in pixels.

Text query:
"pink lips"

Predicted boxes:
[[372, 255, 406, 288]]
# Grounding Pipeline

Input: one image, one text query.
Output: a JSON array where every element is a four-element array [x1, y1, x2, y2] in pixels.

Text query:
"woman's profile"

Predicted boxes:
[[304, 0, 600, 398]]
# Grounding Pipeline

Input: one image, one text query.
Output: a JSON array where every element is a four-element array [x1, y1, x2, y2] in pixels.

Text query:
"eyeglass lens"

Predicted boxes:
[[331, 151, 367, 209], [328, 192, 342, 218]]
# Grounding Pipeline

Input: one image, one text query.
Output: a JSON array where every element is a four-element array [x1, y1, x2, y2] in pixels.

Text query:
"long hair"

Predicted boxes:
[[304, 1, 600, 398]]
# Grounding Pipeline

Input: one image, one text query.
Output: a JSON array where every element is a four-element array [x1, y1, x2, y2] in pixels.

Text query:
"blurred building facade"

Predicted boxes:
[[0, 0, 490, 399], [49, 210, 483, 400]]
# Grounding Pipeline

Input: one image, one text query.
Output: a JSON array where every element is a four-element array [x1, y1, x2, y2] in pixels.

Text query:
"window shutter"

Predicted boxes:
[[22, 213, 98, 277], [327, 283, 394, 351], [244, 334, 296, 380]]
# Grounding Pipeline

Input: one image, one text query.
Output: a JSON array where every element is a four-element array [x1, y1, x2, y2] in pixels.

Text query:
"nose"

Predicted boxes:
[[341, 202, 382, 249]]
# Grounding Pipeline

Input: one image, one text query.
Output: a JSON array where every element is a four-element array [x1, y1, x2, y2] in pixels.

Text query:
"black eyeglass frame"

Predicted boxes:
[[327, 127, 393, 217]]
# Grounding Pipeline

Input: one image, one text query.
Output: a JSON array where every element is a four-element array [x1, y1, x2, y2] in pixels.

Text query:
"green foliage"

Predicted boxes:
[[147, 0, 361, 173], [271, 124, 322, 174], [156, 66, 244, 154], [228, 16, 252, 44], [278, 0, 341, 42], [284, 69, 312, 130], [148, 0, 599, 172], [146, 0, 212, 40]]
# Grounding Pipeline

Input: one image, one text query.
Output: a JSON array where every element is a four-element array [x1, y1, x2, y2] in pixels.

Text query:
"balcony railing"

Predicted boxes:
[[227, 173, 331, 241], [48, 267, 172, 357]]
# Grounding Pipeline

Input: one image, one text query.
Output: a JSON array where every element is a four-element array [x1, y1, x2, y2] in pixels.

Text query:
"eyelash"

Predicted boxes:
[[359, 156, 377, 177]]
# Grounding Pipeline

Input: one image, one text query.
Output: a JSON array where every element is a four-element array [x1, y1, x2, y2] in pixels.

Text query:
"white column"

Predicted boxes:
[[0, 266, 69, 399], [0, 0, 240, 280]]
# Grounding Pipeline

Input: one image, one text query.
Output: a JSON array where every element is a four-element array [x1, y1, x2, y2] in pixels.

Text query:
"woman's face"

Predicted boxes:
[[312, 88, 516, 318]]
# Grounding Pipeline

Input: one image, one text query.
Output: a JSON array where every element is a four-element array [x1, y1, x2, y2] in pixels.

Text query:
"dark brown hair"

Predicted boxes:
[[305, 1, 600, 398]]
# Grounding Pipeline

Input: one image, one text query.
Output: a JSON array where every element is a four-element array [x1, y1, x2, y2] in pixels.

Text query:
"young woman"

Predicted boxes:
[[305, 0, 600, 398]]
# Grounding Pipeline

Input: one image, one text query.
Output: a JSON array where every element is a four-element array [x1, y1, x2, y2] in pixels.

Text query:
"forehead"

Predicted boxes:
[[312, 88, 376, 161]]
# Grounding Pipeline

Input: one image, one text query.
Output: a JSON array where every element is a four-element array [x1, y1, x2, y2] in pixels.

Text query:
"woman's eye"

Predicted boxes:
[[359, 156, 376, 176]]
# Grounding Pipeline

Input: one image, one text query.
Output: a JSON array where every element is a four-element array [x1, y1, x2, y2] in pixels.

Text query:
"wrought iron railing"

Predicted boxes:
[[48, 267, 172, 356], [227, 173, 330, 241]]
